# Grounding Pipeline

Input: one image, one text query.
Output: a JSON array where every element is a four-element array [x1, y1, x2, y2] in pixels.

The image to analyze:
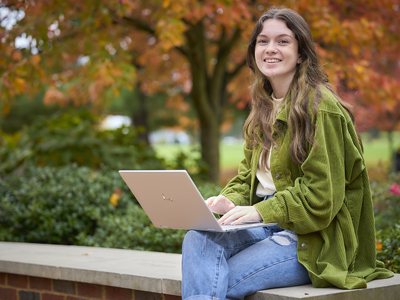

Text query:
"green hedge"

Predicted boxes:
[[0, 164, 220, 253], [0, 109, 165, 174], [371, 172, 400, 231], [376, 224, 400, 274], [0, 108, 218, 253], [372, 172, 400, 274]]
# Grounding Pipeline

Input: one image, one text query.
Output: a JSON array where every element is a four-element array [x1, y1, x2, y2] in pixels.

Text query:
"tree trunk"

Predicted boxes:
[[126, 17, 245, 184], [184, 22, 225, 183], [387, 130, 394, 157], [181, 22, 245, 184], [131, 84, 150, 145], [190, 79, 222, 183], [198, 109, 221, 183]]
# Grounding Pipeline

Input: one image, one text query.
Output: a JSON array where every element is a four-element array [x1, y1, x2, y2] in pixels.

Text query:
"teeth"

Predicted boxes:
[[265, 59, 281, 63]]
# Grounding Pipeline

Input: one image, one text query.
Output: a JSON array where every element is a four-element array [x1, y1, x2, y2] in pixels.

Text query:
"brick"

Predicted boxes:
[[105, 286, 132, 300], [135, 291, 162, 300], [53, 280, 76, 295], [42, 293, 65, 300], [0, 273, 6, 285], [164, 295, 182, 300], [29, 276, 52, 291], [66, 296, 88, 300], [19, 290, 40, 300], [0, 287, 17, 300], [8, 274, 28, 288], [77, 282, 102, 298]]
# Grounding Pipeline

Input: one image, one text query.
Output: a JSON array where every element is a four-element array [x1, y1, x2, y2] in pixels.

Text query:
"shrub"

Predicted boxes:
[[371, 172, 400, 274], [0, 164, 221, 253], [371, 172, 400, 230], [376, 223, 400, 274], [166, 147, 209, 183], [0, 164, 132, 245], [0, 109, 165, 174]]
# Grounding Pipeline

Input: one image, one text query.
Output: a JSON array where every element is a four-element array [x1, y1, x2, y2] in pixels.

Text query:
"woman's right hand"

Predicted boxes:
[[205, 195, 235, 215]]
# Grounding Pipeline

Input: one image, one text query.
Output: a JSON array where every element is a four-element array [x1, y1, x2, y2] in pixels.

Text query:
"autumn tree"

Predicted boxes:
[[304, 0, 400, 157], [1, 0, 400, 183], [278, 2, 400, 146], [0, 0, 256, 183]]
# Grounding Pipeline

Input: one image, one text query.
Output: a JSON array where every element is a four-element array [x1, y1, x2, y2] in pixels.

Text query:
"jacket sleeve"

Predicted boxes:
[[219, 140, 255, 206], [254, 109, 362, 234]]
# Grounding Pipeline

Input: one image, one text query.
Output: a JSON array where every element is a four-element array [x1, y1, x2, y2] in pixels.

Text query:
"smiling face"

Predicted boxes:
[[255, 19, 301, 93]]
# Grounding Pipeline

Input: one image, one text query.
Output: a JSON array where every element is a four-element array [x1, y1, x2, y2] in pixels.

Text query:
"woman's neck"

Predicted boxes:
[[269, 76, 293, 99]]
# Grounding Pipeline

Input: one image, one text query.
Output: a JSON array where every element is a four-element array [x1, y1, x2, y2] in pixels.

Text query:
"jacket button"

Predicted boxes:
[[275, 174, 280, 179], [301, 243, 307, 249], [273, 145, 277, 150]]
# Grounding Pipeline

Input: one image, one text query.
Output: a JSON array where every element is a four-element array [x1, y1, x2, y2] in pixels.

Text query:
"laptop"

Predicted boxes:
[[119, 170, 276, 232]]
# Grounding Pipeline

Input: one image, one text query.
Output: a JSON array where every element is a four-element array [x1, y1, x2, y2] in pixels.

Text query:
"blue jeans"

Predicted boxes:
[[181, 225, 311, 300]]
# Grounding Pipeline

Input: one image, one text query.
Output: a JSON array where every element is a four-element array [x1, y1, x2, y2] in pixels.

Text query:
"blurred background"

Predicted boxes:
[[0, 0, 399, 271]]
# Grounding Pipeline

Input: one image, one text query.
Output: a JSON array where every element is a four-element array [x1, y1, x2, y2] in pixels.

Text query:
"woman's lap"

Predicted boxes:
[[226, 230, 310, 299], [181, 227, 273, 299], [181, 226, 310, 300]]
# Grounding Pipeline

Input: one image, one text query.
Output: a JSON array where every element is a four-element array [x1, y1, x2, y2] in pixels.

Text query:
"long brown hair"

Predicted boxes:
[[244, 7, 357, 168]]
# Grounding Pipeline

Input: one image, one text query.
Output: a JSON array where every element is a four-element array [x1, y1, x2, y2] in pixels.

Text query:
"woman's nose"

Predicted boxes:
[[266, 43, 277, 54]]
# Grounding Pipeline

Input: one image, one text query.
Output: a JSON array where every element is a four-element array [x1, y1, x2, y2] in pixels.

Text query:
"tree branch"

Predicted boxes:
[[114, 15, 155, 34], [175, 46, 188, 58], [209, 28, 242, 112], [227, 58, 247, 82], [118, 14, 189, 58], [184, 22, 213, 121]]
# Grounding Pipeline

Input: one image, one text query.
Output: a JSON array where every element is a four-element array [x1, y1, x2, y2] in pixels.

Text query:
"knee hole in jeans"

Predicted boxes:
[[271, 235, 292, 246], [270, 232, 297, 246]]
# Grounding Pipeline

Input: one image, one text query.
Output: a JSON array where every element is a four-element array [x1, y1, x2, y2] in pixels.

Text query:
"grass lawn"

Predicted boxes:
[[153, 132, 400, 174], [360, 132, 400, 167], [153, 142, 244, 168]]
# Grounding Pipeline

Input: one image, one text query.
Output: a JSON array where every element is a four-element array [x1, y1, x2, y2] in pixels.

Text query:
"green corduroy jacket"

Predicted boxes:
[[220, 87, 394, 289]]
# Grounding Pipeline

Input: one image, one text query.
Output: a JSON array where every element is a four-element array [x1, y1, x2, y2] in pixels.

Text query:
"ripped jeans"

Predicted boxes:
[[181, 225, 311, 300]]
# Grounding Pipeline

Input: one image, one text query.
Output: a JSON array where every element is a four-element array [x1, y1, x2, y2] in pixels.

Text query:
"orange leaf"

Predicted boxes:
[[376, 239, 383, 252], [109, 193, 120, 206], [31, 55, 41, 65], [163, 0, 171, 9], [14, 77, 26, 93], [12, 51, 22, 61]]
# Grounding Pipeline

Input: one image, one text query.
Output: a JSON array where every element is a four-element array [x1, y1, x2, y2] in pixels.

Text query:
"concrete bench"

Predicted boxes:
[[0, 241, 398, 300]]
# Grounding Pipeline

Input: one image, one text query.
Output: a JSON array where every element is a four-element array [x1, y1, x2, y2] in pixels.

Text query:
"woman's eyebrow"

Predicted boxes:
[[278, 34, 294, 39], [257, 33, 294, 39]]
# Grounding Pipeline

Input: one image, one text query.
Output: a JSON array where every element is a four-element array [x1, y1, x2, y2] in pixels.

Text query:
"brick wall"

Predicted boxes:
[[0, 272, 182, 300]]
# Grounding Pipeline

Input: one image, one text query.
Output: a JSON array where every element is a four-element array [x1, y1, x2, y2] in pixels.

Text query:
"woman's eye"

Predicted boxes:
[[279, 40, 289, 44], [257, 39, 267, 44]]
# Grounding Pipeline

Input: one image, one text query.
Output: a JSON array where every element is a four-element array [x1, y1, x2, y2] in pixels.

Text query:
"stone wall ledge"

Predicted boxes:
[[0, 241, 399, 300]]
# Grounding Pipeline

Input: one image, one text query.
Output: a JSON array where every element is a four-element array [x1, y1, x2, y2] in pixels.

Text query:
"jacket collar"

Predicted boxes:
[[275, 102, 289, 124], [275, 90, 291, 124]]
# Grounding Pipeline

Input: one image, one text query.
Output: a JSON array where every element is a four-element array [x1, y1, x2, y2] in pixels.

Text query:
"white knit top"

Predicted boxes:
[[256, 94, 285, 197]]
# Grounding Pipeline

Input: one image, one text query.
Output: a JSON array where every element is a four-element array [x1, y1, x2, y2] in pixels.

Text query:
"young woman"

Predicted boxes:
[[181, 7, 393, 300]]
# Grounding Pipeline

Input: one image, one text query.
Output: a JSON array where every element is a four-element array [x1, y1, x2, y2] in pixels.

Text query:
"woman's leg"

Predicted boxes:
[[181, 226, 281, 300], [226, 230, 311, 300]]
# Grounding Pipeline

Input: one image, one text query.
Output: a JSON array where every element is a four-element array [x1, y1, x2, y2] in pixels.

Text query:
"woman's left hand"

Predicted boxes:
[[218, 206, 262, 226]]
